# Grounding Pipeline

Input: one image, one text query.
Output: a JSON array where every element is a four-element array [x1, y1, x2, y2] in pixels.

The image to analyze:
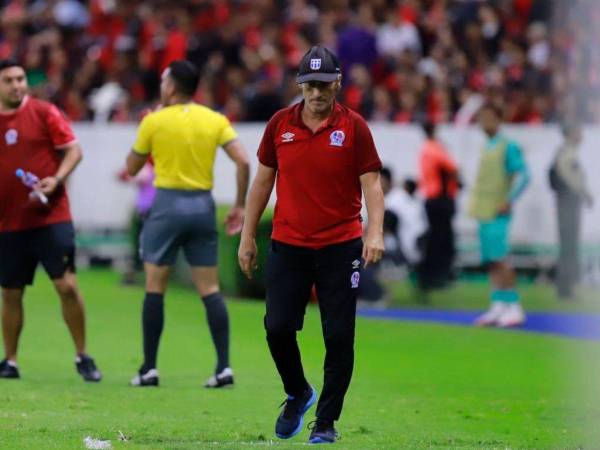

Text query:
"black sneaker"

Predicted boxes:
[[275, 385, 317, 439], [0, 359, 20, 379], [75, 355, 102, 382], [204, 367, 234, 388], [308, 419, 338, 444], [130, 366, 159, 387]]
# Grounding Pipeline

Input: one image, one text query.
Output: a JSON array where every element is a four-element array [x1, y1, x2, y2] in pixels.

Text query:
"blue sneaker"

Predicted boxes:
[[275, 385, 317, 439], [308, 419, 338, 444]]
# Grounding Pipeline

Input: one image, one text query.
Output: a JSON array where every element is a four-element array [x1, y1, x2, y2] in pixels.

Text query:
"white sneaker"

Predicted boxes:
[[130, 368, 159, 386], [497, 303, 526, 328], [474, 302, 507, 326], [204, 367, 234, 388]]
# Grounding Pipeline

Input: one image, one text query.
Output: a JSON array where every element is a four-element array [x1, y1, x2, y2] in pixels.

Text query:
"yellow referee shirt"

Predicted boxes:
[[133, 103, 238, 190]]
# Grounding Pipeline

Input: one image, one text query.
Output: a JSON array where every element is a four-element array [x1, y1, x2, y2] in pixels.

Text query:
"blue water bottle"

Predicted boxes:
[[15, 168, 49, 204]]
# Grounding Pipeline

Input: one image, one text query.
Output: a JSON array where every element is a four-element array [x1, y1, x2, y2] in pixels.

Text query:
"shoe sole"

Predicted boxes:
[[204, 376, 234, 388], [130, 377, 159, 387], [474, 321, 496, 327], [498, 320, 526, 328], [309, 437, 335, 444], [275, 388, 317, 440], [82, 377, 102, 382], [204, 382, 234, 389]]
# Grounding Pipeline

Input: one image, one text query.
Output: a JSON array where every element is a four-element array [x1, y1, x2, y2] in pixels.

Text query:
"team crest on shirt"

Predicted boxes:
[[329, 130, 345, 147], [5, 129, 18, 145], [310, 58, 321, 70], [281, 132, 295, 143], [351, 271, 360, 288]]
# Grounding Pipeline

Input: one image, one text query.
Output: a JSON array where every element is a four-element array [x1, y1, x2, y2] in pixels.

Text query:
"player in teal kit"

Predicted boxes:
[[469, 105, 530, 327]]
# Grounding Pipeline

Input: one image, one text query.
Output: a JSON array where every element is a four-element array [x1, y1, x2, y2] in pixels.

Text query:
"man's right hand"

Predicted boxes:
[[238, 237, 258, 279]]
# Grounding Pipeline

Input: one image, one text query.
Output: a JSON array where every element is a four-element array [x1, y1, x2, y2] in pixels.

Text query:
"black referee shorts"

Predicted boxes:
[[0, 222, 76, 289]]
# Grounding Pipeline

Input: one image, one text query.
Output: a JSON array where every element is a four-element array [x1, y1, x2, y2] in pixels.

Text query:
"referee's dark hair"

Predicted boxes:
[[0, 59, 22, 72], [168, 60, 200, 97]]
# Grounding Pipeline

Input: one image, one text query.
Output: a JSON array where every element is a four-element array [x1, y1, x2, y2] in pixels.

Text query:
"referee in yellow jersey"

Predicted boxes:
[[125, 60, 249, 388]]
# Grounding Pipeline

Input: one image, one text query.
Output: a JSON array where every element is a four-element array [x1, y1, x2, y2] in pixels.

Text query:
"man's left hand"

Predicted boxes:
[[37, 176, 60, 196], [225, 206, 244, 235], [362, 231, 385, 268]]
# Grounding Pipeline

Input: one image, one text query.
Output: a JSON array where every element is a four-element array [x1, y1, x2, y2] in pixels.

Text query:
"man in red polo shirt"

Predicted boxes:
[[238, 46, 384, 444], [0, 59, 101, 382]]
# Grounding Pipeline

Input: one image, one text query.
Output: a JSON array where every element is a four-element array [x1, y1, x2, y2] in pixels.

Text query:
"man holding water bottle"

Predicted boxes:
[[0, 59, 102, 381]]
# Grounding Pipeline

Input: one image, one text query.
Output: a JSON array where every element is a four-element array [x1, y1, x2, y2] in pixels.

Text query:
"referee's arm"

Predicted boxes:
[[126, 150, 148, 177], [222, 139, 250, 209], [222, 139, 250, 235]]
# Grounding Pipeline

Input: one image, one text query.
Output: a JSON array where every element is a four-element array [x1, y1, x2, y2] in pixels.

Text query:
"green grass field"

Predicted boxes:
[[1, 269, 599, 449]]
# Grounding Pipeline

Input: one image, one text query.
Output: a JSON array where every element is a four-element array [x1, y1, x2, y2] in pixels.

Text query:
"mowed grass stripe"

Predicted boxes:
[[0, 269, 598, 449]]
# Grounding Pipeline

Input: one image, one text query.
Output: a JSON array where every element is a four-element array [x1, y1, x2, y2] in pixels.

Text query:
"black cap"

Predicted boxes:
[[296, 45, 341, 84]]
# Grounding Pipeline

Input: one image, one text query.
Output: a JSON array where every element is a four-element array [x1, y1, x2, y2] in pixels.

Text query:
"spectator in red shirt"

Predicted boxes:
[[0, 59, 101, 382], [238, 46, 384, 444], [417, 121, 459, 291]]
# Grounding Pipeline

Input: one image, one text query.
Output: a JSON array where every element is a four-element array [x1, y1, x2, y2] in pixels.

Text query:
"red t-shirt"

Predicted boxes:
[[257, 101, 382, 248], [0, 96, 76, 232]]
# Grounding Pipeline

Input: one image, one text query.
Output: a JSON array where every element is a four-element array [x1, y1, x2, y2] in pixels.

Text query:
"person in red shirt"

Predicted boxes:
[[0, 60, 101, 382], [238, 46, 384, 444], [417, 121, 459, 291]]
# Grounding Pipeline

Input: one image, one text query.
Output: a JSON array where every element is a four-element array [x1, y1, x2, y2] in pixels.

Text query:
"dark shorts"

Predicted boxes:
[[140, 188, 218, 267], [0, 221, 76, 288]]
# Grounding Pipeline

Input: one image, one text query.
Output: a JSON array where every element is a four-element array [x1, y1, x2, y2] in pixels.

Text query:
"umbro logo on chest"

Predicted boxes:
[[279, 129, 347, 147], [281, 132, 295, 143]]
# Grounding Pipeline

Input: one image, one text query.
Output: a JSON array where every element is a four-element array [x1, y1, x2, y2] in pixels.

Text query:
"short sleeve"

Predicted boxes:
[[46, 105, 76, 148], [132, 114, 155, 155], [505, 141, 527, 174], [218, 114, 238, 146], [354, 117, 382, 174], [257, 114, 279, 168]]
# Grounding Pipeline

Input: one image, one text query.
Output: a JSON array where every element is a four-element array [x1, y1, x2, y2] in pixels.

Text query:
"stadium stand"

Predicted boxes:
[[0, 0, 597, 124]]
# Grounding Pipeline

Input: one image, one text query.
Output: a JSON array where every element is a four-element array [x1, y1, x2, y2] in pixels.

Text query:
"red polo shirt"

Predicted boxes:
[[0, 96, 76, 232], [257, 101, 382, 248]]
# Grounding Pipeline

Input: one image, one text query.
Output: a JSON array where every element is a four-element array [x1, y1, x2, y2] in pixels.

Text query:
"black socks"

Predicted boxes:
[[142, 292, 164, 371], [141, 291, 230, 374], [202, 292, 230, 373]]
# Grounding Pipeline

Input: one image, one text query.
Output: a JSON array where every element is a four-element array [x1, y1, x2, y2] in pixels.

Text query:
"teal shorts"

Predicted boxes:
[[479, 215, 511, 264]]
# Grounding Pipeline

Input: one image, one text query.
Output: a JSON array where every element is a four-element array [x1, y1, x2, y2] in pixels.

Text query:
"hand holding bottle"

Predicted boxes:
[[15, 169, 49, 205]]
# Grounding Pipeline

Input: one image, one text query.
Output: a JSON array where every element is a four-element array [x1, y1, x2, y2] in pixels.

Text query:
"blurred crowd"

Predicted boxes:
[[1, 0, 599, 123]]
